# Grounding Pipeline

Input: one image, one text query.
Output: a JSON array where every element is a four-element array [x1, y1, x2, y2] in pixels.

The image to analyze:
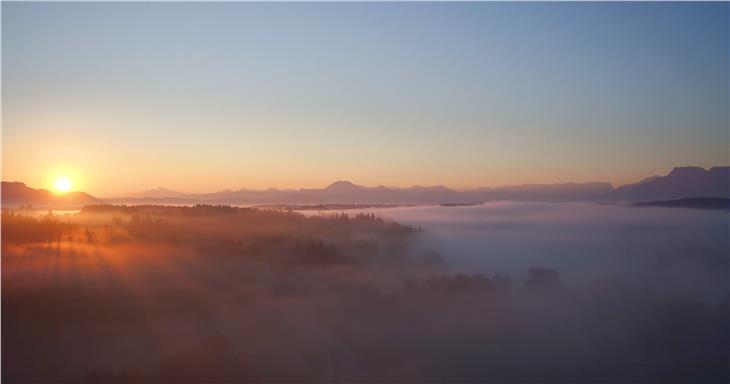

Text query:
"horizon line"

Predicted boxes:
[[5, 165, 729, 197]]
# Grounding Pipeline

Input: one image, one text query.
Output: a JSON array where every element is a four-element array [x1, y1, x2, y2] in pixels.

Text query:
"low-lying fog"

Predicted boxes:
[[3, 203, 728, 383], [305, 202, 729, 298]]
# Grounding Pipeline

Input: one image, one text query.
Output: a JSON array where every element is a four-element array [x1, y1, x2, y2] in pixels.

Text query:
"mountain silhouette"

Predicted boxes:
[[176, 167, 728, 204], [613, 166, 730, 201], [6, 165, 727, 208], [106, 180, 614, 205], [323, 180, 362, 192], [124, 187, 187, 198], [1, 181, 99, 208]]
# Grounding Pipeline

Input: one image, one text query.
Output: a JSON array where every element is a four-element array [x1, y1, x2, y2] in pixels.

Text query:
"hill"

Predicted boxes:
[[1, 181, 99, 208], [613, 166, 729, 201]]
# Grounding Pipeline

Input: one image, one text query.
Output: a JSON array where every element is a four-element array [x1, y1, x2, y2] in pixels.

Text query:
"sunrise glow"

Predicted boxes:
[[54, 177, 72, 193], [2, 3, 728, 383]]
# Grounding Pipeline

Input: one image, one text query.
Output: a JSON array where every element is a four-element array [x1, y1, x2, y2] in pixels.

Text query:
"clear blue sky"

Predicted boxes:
[[3, 2, 728, 194]]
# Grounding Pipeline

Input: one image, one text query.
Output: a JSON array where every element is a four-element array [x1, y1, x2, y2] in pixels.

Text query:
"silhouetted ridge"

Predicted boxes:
[[126, 187, 187, 198], [1, 181, 99, 208], [613, 166, 730, 201], [14, 165, 725, 206], [324, 180, 362, 192]]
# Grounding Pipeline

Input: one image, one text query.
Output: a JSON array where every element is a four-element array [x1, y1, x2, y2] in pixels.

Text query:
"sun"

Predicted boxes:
[[54, 177, 72, 193]]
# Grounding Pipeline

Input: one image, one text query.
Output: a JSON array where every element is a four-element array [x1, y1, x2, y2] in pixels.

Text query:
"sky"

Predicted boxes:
[[2, 2, 728, 195]]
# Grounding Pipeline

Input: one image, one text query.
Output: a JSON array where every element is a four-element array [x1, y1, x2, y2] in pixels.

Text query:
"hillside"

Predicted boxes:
[[1, 181, 99, 208], [613, 166, 729, 201]]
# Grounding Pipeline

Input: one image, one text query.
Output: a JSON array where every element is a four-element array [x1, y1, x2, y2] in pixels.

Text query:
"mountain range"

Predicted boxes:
[[613, 166, 729, 201], [3, 166, 728, 208], [106, 180, 615, 205]]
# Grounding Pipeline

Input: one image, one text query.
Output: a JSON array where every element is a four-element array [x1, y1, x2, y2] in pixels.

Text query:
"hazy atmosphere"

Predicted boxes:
[[2, 2, 729, 384]]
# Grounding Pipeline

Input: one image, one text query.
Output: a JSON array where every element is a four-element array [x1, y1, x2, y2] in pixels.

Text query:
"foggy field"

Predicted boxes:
[[2, 204, 728, 383], [310, 202, 730, 300]]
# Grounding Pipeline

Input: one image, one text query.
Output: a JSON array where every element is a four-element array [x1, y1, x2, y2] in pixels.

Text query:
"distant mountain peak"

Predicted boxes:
[[667, 166, 707, 178], [324, 180, 361, 191], [614, 165, 729, 201], [152, 187, 177, 193], [128, 187, 186, 198]]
